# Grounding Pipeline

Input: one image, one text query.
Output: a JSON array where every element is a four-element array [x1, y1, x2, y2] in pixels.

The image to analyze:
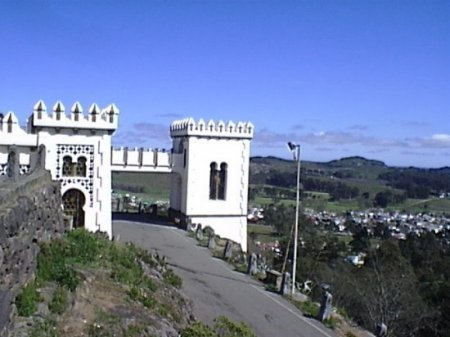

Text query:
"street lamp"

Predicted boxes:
[[287, 142, 301, 296]]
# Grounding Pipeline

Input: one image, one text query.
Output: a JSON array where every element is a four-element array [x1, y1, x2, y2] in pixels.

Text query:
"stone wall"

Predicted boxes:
[[0, 170, 68, 336]]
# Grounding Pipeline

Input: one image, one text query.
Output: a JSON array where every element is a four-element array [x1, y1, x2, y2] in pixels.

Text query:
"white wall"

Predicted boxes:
[[185, 137, 251, 217], [37, 128, 113, 237], [170, 119, 253, 251]]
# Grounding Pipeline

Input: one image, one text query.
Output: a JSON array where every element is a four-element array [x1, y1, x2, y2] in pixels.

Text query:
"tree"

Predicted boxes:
[[374, 191, 392, 208], [264, 203, 295, 237], [348, 240, 430, 337], [350, 226, 370, 253]]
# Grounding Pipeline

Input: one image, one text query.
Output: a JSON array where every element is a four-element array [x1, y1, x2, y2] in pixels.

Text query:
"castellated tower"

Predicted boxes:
[[28, 100, 119, 237], [169, 118, 254, 251]]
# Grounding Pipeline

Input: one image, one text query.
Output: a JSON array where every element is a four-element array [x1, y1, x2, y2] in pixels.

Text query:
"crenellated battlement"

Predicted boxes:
[[0, 111, 38, 146], [170, 118, 254, 139], [111, 147, 172, 173], [30, 100, 119, 131]]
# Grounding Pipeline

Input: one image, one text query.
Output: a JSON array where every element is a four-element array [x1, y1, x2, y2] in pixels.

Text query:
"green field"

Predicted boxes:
[[251, 194, 450, 214], [112, 172, 171, 203], [387, 198, 450, 214]]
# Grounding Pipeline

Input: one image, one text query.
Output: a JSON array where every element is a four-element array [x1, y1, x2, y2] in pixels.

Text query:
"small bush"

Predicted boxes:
[[66, 229, 109, 265], [181, 316, 256, 337], [213, 315, 256, 337], [37, 239, 80, 291], [144, 277, 158, 292], [29, 318, 58, 337], [297, 300, 319, 317], [324, 316, 338, 329], [127, 286, 156, 309], [163, 269, 182, 288], [49, 285, 68, 314], [264, 283, 278, 293], [181, 321, 216, 337], [345, 332, 358, 337], [16, 281, 40, 317]]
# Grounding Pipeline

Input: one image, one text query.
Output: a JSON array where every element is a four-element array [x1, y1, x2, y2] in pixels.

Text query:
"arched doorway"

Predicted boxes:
[[62, 189, 85, 228]]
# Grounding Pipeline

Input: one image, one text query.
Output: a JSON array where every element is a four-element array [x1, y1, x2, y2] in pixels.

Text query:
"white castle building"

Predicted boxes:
[[0, 101, 254, 250]]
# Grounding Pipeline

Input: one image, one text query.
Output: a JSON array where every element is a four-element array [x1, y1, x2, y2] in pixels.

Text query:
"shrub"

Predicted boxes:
[[181, 321, 216, 337], [49, 285, 68, 314], [181, 316, 256, 337], [66, 229, 109, 265], [213, 315, 256, 337], [297, 300, 319, 317], [127, 286, 156, 309], [29, 319, 58, 337], [16, 281, 40, 317], [37, 239, 80, 291], [163, 269, 182, 288], [144, 277, 158, 292]]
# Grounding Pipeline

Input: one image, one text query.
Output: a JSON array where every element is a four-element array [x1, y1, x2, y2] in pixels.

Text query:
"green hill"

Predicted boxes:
[[250, 156, 450, 213]]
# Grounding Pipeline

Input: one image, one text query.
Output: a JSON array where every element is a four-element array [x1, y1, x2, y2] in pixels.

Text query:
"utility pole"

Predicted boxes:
[[287, 142, 301, 296]]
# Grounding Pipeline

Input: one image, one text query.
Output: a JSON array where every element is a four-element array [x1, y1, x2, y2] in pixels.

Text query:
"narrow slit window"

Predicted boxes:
[[209, 162, 219, 200], [218, 162, 227, 200], [76, 157, 87, 176]]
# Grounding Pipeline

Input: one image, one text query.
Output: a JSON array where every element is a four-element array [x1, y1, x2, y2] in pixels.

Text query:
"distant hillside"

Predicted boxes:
[[326, 156, 386, 168], [250, 156, 450, 203]]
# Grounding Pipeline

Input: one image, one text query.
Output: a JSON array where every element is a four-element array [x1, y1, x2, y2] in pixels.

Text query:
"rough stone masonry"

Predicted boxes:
[[0, 169, 69, 336]]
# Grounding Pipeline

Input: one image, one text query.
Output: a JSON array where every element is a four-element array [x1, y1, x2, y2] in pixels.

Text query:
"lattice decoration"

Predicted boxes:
[[0, 164, 7, 176], [0, 164, 30, 176], [20, 165, 30, 175], [56, 144, 95, 207]]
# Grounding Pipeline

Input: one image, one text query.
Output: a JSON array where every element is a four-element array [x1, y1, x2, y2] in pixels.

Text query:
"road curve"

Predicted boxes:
[[113, 220, 337, 337]]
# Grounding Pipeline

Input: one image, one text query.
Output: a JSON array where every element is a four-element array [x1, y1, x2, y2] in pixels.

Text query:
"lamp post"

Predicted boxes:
[[287, 142, 301, 296]]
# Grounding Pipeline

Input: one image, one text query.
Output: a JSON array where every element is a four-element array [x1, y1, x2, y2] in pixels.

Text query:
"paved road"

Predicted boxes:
[[113, 221, 337, 337]]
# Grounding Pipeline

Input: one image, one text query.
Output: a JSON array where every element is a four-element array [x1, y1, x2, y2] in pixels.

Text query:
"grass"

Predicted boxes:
[[248, 224, 274, 236], [29, 319, 58, 337], [163, 269, 183, 288], [16, 281, 40, 317], [19, 229, 185, 333], [295, 299, 319, 317], [181, 316, 256, 337], [252, 196, 296, 207], [292, 299, 338, 329], [389, 197, 450, 214], [253, 194, 450, 215], [324, 200, 361, 212], [49, 286, 68, 314], [112, 172, 171, 202]]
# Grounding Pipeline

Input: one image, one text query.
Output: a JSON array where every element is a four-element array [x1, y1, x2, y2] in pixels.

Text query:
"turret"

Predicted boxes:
[[30, 100, 119, 132]]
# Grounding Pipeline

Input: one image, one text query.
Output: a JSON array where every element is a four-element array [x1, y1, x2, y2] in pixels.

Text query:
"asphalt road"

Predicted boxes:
[[113, 220, 337, 337]]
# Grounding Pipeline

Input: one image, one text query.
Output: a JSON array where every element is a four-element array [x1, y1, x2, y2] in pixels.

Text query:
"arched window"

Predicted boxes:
[[62, 156, 87, 177], [209, 162, 219, 200], [62, 156, 72, 176], [76, 157, 87, 176], [218, 162, 227, 200], [209, 162, 228, 200]]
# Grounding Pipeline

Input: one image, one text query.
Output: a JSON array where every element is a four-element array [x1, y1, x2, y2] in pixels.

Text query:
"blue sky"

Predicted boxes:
[[1, 0, 449, 167]]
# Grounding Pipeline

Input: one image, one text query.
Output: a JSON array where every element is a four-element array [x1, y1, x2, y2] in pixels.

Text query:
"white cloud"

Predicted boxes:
[[431, 134, 450, 143], [408, 133, 450, 148], [113, 122, 171, 148]]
